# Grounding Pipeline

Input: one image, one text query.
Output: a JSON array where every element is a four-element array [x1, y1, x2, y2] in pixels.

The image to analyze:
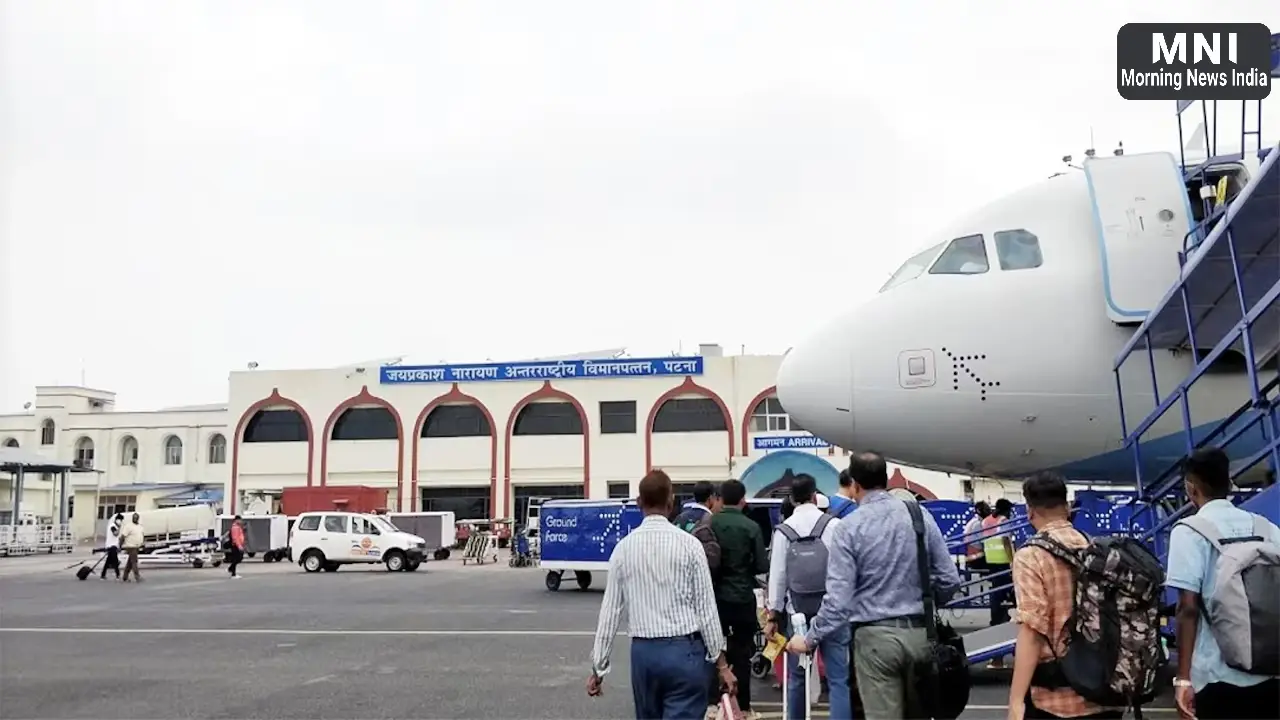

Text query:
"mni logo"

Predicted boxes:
[[1116, 23, 1273, 102]]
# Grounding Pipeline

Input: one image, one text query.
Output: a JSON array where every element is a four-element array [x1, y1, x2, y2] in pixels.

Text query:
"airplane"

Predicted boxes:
[[776, 138, 1279, 488]]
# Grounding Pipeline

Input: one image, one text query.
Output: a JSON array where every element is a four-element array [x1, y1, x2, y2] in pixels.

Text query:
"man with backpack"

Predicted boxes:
[[673, 481, 722, 574], [710, 479, 769, 719], [1167, 447, 1280, 720], [1007, 472, 1130, 720], [764, 474, 851, 720], [786, 452, 960, 719]]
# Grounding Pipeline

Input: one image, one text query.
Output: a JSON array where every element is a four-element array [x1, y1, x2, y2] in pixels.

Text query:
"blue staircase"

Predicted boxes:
[[1113, 97, 1280, 557], [956, 95, 1280, 667]]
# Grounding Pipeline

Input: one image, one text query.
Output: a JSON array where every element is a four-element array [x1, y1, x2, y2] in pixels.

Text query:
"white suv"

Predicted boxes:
[[291, 511, 428, 573]]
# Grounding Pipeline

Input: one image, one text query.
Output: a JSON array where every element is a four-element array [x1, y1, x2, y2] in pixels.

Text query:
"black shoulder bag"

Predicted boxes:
[[905, 500, 971, 720]]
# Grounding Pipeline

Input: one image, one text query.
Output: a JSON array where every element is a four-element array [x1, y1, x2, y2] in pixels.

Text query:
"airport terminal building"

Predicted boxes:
[[1, 345, 962, 540]]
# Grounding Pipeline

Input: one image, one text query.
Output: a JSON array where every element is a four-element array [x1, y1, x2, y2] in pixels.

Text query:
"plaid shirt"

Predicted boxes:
[[1012, 520, 1121, 718]]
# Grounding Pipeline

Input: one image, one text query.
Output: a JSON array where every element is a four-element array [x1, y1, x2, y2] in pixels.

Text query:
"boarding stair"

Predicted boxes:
[[954, 89, 1280, 665], [1114, 95, 1280, 547]]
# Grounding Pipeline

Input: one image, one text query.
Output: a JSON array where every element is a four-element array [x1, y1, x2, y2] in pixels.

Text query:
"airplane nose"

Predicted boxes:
[[776, 337, 853, 447]]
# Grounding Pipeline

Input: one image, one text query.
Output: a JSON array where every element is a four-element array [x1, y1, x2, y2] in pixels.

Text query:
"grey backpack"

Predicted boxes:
[[776, 514, 834, 616], [1179, 513, 1280, 676]]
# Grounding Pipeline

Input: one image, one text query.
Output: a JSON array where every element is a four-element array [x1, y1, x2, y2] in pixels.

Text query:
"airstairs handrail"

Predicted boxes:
[[1114, 140, 1280, 369]]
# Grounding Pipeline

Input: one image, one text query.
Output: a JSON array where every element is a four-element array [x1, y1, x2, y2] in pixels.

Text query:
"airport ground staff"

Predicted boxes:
[[119, 513, 144, 583], [588, 470, 736, 720], [786, 452, 960, 719], [983, 499, 1016, 669]]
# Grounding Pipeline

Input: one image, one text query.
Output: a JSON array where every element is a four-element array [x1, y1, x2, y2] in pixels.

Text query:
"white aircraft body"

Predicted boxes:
[[777, 145, 1279, 485]]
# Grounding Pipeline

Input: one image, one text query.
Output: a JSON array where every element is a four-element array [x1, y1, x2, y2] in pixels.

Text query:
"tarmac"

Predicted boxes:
[[0, 552, 1177, 719]]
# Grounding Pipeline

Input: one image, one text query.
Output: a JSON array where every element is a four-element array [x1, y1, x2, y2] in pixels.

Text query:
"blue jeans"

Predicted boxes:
[[630, 635, 714, 720], [786, 623, 852, 720]]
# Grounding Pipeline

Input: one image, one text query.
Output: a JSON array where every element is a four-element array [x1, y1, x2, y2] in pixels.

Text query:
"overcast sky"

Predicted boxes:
[[0, 1, 1274, 411]]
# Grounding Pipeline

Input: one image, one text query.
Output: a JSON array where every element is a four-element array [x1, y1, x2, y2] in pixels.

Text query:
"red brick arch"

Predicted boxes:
[[739, 385, 777, 453], [503, 381, 590, 515], [411, 383, 498, 512], [320, 386, 405, 506], [645, 376, 735, 472], [890, 467, 938, 500], [229, 388, 315, 514]]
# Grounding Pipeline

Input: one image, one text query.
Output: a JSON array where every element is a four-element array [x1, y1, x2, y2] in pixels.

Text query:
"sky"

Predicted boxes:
[[0, 1, 1275, 411]]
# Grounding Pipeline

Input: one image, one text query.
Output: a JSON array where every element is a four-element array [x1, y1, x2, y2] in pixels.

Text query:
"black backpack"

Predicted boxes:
[[1025, 532, 1165, 711]]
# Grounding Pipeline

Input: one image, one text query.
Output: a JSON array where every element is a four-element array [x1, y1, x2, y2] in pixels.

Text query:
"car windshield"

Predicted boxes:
[[371, 516, 399, 533]]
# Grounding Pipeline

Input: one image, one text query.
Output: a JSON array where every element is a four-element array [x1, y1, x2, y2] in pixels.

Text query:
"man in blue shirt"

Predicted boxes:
[[1166, 447, 1280, 720], [786, 451, 960, 719], [826, 469, 857, 519]]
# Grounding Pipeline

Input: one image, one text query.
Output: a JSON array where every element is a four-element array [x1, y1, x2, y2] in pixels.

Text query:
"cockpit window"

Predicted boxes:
[[994, 229, 1043, 271], [879, 243, 944, 293], [928, 234, 988, 275]]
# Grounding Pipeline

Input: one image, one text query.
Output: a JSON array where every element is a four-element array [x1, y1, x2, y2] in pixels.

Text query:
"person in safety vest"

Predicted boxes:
[[981, 498, 1015, 669]]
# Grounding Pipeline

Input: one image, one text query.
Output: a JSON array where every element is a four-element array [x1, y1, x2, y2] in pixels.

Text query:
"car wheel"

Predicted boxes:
[[323, 562, 340, 572], [404, 560, 421, 572], [545, 571, 562, 591], [433, 548, 450, 561], [301, 550, 325, 573], [384, 550, 406, 572], [575, 571, 592, 590]]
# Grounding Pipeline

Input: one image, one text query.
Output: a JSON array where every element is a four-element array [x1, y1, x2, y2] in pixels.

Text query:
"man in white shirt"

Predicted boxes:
[[588, 469, 736, 720], [763, 474, 851, 720]]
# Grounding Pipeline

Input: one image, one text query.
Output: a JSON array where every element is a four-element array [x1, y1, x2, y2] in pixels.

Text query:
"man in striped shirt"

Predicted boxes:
[[589, 470, 737, 720]]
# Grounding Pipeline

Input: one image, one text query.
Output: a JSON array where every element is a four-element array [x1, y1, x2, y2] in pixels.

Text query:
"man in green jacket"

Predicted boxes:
[[711, 479, 768, 718]]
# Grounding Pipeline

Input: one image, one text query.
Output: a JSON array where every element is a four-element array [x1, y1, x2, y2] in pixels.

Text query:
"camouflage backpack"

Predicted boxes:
[[1024, 532, 1165, 710]]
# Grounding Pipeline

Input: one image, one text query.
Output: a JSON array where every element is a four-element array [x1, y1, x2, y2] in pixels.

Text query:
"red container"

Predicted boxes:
[[281, 486, 389, 517]]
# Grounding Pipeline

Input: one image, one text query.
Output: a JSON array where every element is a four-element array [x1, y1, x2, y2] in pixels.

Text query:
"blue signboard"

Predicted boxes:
[[539, 502, 627, 565], [380, 356, 704, 385], [753, 435, 831, 450]]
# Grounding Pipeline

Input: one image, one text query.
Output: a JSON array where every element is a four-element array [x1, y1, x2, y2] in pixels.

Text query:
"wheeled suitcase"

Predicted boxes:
[[74, 554, 105, 581]]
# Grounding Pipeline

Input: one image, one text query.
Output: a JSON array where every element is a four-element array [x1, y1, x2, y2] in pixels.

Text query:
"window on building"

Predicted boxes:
[[120, 436, 139, 466], [420, 488, 491, 521], [97, 494, 137, 520], [653, 398, 728, 434], [296, 515, 321, 531], [164, 436, 183, 465], [749, 396, 794, 432], [322, 515, 349, 533], [3, 437, 18, 448], [513, 403, 583, 436], [243, 409, 308, 443], [208, 434, 227, 464], [74, 437, 95, 469], [422, 405, 491, 438], [40, 419, 55, 445], [929, 235, 989, 275], [607, 482, 631, 499], [880, 242, 945, 293], [67, 496, 74, 519], [599, 401, 637, 434], [672, 482, 697, 507], [512, 484, 585, 524], [331, 407, 397, 441], [994, 229, 1044, 271]]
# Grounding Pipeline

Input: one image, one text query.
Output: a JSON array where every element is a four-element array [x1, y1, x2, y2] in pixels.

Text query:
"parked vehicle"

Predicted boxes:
[[290, 511, 427, 573]]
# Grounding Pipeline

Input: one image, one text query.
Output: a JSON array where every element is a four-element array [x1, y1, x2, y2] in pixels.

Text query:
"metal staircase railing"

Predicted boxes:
[[1115, 98, 1280, 561]]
